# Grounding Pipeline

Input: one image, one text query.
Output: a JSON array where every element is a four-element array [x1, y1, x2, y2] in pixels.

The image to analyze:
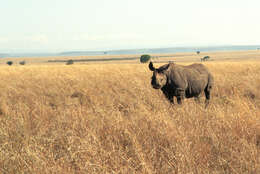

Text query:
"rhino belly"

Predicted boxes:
[[185, 85, 204, 98]]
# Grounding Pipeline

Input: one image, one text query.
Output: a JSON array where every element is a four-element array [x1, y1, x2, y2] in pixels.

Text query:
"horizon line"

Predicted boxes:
[[1, 44, 260, 54]]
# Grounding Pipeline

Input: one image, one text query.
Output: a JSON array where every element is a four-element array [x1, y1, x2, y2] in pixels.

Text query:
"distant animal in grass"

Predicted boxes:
[[201, 56, 210, 61], [149, 61, 214, 107]]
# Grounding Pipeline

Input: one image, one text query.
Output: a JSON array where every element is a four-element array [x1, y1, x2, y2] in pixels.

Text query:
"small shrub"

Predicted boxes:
[[19, 61, 26, 65], [140, 54, 151, 63], [6, 61, 13, 66], [196, 51, 200, 55], [66, 59, 74, 65]]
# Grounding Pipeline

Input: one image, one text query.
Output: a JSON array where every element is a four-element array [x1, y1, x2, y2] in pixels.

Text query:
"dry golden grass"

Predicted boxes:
[[0, 54, 260, 173]]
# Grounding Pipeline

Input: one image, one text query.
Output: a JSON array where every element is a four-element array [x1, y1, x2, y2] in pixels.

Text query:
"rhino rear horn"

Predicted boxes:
[[149, 62, 155, 71]]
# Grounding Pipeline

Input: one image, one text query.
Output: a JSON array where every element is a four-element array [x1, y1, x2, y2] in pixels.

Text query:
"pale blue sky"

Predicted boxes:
[[0, 0, 260, 52]]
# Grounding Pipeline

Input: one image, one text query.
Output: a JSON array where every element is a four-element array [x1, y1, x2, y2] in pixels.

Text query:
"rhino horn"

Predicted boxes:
[[149, 62, 155, 71]]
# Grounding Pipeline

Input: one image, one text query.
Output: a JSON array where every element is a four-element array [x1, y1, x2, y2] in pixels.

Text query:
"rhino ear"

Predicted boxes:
[[165, 63, 170, 70], [149, 62, 155, 71]]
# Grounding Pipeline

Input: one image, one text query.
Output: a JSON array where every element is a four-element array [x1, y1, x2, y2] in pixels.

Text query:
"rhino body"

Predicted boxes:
[[149, 62, 214, 107]]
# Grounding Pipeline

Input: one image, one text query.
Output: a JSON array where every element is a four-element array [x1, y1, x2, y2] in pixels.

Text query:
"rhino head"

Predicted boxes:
[[149, 62, 170, 89]]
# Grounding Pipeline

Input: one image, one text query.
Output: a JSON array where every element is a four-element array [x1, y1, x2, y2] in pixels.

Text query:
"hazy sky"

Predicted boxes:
[[1, 0, 260, 52]]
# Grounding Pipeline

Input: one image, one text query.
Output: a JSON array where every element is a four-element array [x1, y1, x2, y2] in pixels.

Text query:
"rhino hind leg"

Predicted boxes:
[[205, 73, 213, 108], [204, 89, 211, 108]]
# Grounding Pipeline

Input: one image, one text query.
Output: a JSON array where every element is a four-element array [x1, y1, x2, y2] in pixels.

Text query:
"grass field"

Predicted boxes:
[[0, 51, 260, 173]]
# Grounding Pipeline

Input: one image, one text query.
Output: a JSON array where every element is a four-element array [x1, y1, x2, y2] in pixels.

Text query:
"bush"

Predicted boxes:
[[66, 59, 74, 65], [140, 54, 151, 63], [19, 61, 26, 65], [196, 51, 200, 55], [6, 61, 13, 66]]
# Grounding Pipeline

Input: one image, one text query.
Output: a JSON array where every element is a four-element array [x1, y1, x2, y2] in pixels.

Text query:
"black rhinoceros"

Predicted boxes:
[[149, 61, 214, 107]]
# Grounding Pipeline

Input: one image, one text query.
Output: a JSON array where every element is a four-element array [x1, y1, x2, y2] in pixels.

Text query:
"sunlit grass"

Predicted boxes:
[[0, 61, 260, 173]]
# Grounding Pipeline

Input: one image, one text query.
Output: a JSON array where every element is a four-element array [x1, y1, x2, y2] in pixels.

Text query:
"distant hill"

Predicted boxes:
[[59, 51, 106, 56], [2, 45, 260, 58], [0, 53, 9, 58], [60, 45, 260, 57]]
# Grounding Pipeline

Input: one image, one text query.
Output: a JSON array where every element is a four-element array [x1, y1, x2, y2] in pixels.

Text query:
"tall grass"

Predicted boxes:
[[0, 62, 260, 173]]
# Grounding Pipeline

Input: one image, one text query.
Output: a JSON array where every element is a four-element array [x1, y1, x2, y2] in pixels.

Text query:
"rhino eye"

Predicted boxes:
[[160, 78, 165, 82]]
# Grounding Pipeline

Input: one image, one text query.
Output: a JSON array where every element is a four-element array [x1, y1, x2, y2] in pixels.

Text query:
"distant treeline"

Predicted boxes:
[[60, 45, 260, 56], [47, 55, 177, 63], [3, 45, 260, 58], [48, 57, 140, 63], [59, 51, 105, 56]]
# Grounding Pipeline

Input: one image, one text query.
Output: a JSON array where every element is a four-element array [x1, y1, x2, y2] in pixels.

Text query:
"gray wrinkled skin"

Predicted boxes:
[[149, 62, 214, 107]]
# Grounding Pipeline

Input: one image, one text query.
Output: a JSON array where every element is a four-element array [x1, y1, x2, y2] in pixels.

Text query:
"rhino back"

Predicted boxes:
[[167, 64, 210, 97], [167, 65, 188, 89]]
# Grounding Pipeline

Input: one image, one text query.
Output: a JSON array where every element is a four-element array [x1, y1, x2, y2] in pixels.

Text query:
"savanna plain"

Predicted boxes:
[[1, 51, 260, 173]]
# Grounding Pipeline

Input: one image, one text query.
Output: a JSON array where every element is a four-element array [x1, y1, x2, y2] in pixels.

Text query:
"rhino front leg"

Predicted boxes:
[[169, 97, 174, 104], [176, 88, 185, 104], [165, 93, 174, 104], [161, 88, 174, 104]]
